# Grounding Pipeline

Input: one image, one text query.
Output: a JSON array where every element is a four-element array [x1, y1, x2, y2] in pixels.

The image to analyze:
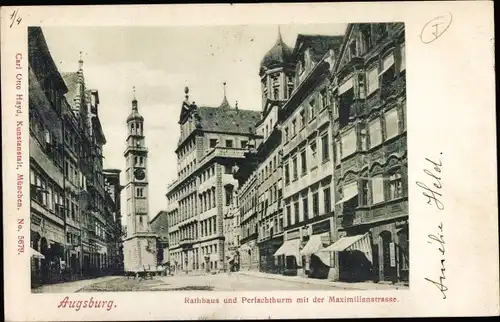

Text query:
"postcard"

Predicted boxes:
[[1, 2, 498, 321]]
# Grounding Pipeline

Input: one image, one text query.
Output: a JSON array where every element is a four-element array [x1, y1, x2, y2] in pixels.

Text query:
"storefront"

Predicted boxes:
[[300, 232, 331, 279], [320, 232, 372, 282], [273, 238, 301, 276], [258, 235, 283, 274]]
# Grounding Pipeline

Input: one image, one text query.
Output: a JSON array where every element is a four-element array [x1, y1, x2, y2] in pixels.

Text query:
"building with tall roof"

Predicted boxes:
[[29, 26, 69, 285], [166, 85, 261, 274], [29, 27, 123, 285]]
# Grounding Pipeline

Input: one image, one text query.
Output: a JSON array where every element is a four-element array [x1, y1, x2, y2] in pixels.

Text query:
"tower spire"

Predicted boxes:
[[78, 51, 84, 71], [132, 86, 138, 111], [277, 25, 283, 44], [219, 82, 231, 109]]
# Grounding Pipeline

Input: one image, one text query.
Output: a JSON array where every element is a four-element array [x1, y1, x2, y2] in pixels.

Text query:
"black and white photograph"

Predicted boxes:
[[28, 22, 408, 293], [3, 2, 498, 321]]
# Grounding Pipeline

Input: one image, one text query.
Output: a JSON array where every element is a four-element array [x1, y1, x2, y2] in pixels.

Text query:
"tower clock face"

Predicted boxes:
[[134, 168, 146, 180]]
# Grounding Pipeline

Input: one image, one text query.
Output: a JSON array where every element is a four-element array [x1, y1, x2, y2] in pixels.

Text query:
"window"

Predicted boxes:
[[312, 192, 319, 217], [300, 110, 306, 128], [338, 79, 354, 128], [292, 119, 297, 136], [208, 139, 217, 148], [371, 174, 385, 204], [241, 140, 247, 149], [310, 140, 317, 167], [360, 125, 369, 151], [41, 180, 47, 205], [320, 89, 328, 109], [136, 188, 144, 197], [273, 87, 279, 100], [323, 187, 331, 214], [292, 156, 298, 181], [369, 118, 383, 148], [293, 201, 300, 225], [47, 183, 53, 211], [284, 127, 289, 141], [309, 99, 316, 119], [300, 150, 307, 175], [367, 66, 379, 95], [385, 108, 400, 140], [321, 134, 330, 162], [389, 172, 403, 199], [360, 179, 369, 205], [225, 140, 233, 148], [341, 129, 356, 158], [381, 54, 396, 87], [302, 196, 309, 221], [224, 164, 232, 174]]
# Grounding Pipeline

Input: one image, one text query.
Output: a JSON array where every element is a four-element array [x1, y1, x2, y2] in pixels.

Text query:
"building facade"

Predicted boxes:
[[29, 26, 68, 285], [103, 169, 124, 274], [122, 91, 158, 272], [329, 22, 408, 283], [29, 27, 123, 286], [276, 35, 343, 279], [166, 86, 260, 274]]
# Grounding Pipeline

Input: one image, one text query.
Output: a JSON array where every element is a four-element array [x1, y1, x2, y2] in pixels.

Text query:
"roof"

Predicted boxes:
[[293, 34, 344, 62], [61, 72, 80, 109], [194, 105, 261, 134], [28, 27, 68, 94], [127, 99, 144, 122], [150, 210, 168, 225], [260, 30, 294, 73]]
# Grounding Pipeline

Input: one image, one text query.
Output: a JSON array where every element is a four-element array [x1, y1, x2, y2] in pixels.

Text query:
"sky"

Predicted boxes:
[[42, 24, 347, 224]]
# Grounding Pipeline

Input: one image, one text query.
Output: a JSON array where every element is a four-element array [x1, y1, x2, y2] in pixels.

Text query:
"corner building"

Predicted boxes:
[[329, 23, 408, 283], [252, 31, 294, 273], [167, 88, 260, 274]]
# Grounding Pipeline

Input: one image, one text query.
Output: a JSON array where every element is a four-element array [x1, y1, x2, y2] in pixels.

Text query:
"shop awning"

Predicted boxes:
[[273, 239, 300, 258], [300, 233, 329, 256], [31, 248, 45, 259], [320, 233, 373, 263], [335, 183, 358, 205]]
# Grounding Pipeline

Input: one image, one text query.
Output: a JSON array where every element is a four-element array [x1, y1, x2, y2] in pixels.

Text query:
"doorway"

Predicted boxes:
[[380, 231, 393, 281]]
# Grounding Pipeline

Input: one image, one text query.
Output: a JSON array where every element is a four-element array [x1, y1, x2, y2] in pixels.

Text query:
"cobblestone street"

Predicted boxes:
[[33, 272, 407, 293]]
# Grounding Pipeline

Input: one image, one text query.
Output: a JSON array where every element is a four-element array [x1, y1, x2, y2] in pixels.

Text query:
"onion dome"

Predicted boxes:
[[127, 86, 144, 122], [260, 28, 293, 73]]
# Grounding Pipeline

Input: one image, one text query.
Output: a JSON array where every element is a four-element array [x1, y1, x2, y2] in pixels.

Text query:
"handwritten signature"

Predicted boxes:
[[10, 9, 23, 28], [420, 13, 453, 44], [425, 222, 448, 299], [416, 155, 444, 210]]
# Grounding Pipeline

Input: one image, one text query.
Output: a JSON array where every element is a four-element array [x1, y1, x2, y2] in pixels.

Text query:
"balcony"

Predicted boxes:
[[199, 147, 246, 168], [380, 77, 406, 101], [340, 199, 408, 229]]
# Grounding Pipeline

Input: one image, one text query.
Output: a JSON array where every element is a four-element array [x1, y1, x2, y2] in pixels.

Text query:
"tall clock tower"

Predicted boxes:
[[122, 88, 157, 272]]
